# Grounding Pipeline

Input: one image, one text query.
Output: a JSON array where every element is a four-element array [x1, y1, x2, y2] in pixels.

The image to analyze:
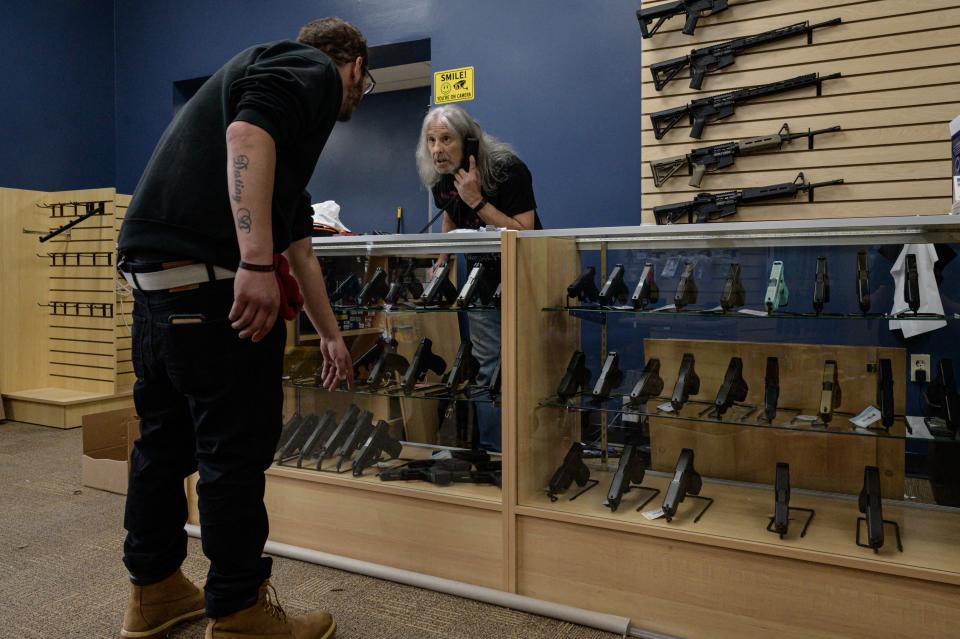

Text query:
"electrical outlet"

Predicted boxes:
[[911, 354, 931, 382]]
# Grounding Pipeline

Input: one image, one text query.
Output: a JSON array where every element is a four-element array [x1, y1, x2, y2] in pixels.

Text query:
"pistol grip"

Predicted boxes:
[[689, 164, 707, 188]]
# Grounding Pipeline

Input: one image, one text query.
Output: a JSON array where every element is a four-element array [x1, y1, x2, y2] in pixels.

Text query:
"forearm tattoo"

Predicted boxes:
[[232, 155, 249, 203], [237, 207, 252, 233]]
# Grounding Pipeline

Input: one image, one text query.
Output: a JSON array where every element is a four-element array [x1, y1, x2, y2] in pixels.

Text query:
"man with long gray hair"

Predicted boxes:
[[416, 105, 541, 451]]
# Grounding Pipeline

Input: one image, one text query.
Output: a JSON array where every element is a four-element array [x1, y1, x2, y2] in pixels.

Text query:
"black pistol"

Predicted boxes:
[[856, 250, 870, 315], [357, 267, 389, 306], [671, 353, 700, 411], [904, 253, 921, 314], [629, 358, 664, 407], [296, 410, 338, 468], [766, 462, 814, 540], [674, 262, 698, 310], [761, 357, 779, 423], [401, 338, 447, 394], [567, 266, 599, 304], [330, 273, 361, 305], [592, 351, 624, 403], [318, 405, 360, 463], [923, 359, 960, 437], [857, 466, 902, 553], [546, 442, 595, 501], [336, 410, 375, 472], [457, 262, 495, 308], [384, 260, 423, 306], [366, 343, 410, 388], [605, 430, 655, 513], [720, 263, 745, 311], [275, 413, 319, 463], [557, 351, 592, 401], [818, 360, 841, 424], [422, 261, 458, 307], [443, 340, 480, 392], [876, 358, 894, 430], [813, 256, 830, 315], [352, 419, 403, 476], [714, 357, 748, 417], [353, 336, 396, 382], [598, 264, 628, 306], [631, 262, 659, 310], [662, 448, 707, 522]]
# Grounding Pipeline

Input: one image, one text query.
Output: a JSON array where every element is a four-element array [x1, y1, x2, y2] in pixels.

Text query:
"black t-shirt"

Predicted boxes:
[[430, 158, 541, 232], [118, 40, 342, 268]]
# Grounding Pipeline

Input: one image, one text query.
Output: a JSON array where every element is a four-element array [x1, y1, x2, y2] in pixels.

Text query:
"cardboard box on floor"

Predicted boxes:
[[81, 408, 138, 495]]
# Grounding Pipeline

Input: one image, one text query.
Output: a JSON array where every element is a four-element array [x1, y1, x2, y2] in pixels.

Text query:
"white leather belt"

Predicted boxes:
[[122, 264, 236, 291]]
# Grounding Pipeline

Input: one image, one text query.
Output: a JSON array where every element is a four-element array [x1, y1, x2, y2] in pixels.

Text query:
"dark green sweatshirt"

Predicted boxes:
[[118, 40, 342, 268]]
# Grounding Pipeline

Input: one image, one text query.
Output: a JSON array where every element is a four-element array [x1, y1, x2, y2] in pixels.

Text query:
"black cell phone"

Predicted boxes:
[[462, 136, 479, 170], [168, 313, 206, 325]]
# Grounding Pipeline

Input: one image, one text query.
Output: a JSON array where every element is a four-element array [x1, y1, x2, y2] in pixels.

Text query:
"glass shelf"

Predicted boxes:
[[285, 377, 499, 405], [333, 304, 498, 314], [537, 393, 960, 444], [543, 305, 952, 322]]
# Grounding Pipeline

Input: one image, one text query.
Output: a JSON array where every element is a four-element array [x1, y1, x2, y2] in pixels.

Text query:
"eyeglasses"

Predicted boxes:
[[362, 69, 376, 96]]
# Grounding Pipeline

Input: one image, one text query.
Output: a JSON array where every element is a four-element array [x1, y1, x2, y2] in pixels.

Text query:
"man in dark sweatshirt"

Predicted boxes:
[[116, 17, 369, 639]]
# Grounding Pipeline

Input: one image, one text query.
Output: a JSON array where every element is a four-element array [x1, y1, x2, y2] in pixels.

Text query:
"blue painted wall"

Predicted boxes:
[[0, 0, 115, 190], [113, 0, 642, 228]]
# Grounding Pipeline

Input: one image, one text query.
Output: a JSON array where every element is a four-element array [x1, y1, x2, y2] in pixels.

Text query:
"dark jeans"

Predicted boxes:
[[122, 279, 285, 618]]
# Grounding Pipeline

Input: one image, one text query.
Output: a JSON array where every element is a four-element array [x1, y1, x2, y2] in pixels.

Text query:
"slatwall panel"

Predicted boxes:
[[114, 194, 135, 393], [640, 0, 958, 223], [43, 188, 118, 393]]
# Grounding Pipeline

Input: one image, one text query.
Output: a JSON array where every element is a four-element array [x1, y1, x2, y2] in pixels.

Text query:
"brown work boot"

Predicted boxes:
[[205, 581, 335, 639], [120, 569, 205, 638]]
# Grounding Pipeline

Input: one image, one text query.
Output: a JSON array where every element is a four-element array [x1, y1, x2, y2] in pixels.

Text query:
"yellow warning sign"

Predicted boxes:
[[434, 67, 475, 105]]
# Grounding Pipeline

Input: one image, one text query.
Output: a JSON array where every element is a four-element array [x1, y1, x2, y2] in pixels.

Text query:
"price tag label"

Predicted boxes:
[[850, 406, 882, 429], [651, 304, 676, 313], [738, 308, 768, 317], [641, 508, 665, 520], [657, 402, 675, 413]]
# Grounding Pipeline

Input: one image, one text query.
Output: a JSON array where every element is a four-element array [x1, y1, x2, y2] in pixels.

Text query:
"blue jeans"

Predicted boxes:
[[469, 310, 501, 452], [122, 279, 285, 618]]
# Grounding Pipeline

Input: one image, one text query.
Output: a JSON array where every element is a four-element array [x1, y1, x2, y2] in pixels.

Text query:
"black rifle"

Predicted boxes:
[[357, 267, 389, 306], [366, 343, 410, 388], [598, 264, 628, 306], [761, 357, 779, 423], [605, 431, 659, 513], [662, 448, 712, 522], [637, 0, 728, 39], [651, 19, 842, 90], [352, 420, 403, 476], [818, 360, 841, 424], [671, 353, 700, 411], [924, 359, 960, 437], [401, 338, 447, 394], [857, 466, 903, 553], [714, 357, 748, 417], [592, 351, 624, 403], [457, 262, 495, 308], [856, 250, 871, 315], [275, 413, 319, 463], [296, 410, 338, 468], [653, 172, 845, 225], [720, 263, 745, 311], [674, 262, 698, 309], [567, 266, 599, 304], [651, 72, 842, 140], [629, 358, 664, 407], [904, 254, 921, 314], [557, 351, 592, 401], [330, 273, 360, 305], [318, 405, 361, 463], [876, 358, 894, 431], [384, 261, 424, 306], [766, 462, 815, 539], [336, 410, 375, 472], [443, 340, 479, 392], [651, 124, 841, 188], [546, 442, 597, 501], [422, 261, 457, 307], [632, 263, 659, 309], [813, 256, 830, 315]]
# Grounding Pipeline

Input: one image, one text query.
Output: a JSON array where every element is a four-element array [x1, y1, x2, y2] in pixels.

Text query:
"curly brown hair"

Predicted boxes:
[[298, 17, 368, 69]]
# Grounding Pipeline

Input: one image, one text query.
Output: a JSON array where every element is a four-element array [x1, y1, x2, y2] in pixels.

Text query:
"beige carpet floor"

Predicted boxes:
[[0, 420, 622, 639]]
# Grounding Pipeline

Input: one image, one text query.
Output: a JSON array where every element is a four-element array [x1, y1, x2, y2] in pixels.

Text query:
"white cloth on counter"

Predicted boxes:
[[888, 243, 946, 338], [311, 200, 350, 232]]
